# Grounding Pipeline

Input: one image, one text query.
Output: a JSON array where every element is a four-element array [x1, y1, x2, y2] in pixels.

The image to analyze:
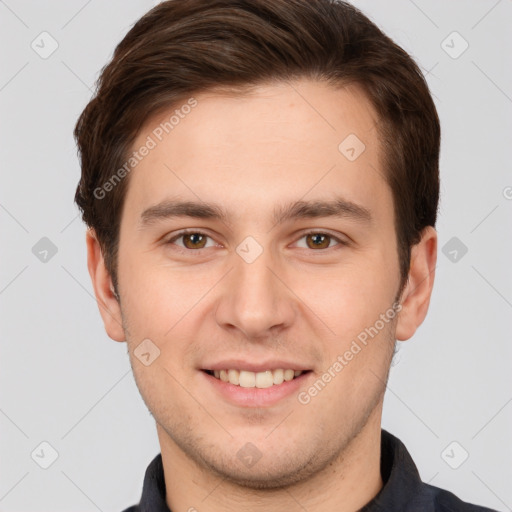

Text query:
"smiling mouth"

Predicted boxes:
[[203, 369, 311, 388]]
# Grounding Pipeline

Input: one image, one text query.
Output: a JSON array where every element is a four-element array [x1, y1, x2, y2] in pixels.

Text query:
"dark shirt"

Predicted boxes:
[[122, 429, 497, 511]]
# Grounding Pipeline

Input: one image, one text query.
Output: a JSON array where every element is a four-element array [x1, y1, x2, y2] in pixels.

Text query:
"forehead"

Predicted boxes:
[[122, 79, 391, 227]]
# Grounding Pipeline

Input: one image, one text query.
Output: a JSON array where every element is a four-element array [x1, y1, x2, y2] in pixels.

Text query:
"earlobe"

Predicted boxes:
[[86, 228, 126, 342], [395, 226, 437, 341]]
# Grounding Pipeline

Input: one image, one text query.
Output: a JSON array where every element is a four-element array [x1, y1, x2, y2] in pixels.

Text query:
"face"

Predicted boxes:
[[104, 80, 406, 487]]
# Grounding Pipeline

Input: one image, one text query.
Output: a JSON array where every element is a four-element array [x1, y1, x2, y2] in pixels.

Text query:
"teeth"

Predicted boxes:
[[255, 370, 273, 388], [228, 369, 239, 385], [239, 370, 255, 388], [284, 369, 295, 381], [210, 368, 305, 387], [273, 368, 284, 385]]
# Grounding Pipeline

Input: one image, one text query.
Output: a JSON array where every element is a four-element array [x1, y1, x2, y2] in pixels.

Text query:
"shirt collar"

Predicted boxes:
[[133, 429, 424, 511], [359, 429, 424, 511]]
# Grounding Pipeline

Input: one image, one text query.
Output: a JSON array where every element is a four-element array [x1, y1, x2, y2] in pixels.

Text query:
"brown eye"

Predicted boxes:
[[167, 231, 215, 251], [305, 233, 331, 249], [181, 233, 208, 249]]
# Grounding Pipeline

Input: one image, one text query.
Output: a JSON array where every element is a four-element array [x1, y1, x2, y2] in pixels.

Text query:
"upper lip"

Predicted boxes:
[[201, 359, 311, 373]]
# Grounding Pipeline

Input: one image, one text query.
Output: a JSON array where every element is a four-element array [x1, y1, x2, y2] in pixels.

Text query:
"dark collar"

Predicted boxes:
[[124, 429, 496, 512]]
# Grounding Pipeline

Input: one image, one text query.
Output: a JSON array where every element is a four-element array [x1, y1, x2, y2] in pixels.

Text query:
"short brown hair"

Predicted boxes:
[[74, 0, 440, 296]]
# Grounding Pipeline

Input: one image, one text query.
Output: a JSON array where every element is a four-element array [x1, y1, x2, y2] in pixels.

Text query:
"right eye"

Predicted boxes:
[[165, 230, 220, 252]]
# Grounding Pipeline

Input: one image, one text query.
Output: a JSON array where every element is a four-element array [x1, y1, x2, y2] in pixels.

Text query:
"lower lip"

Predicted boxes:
[[201, 371, 312, 408]]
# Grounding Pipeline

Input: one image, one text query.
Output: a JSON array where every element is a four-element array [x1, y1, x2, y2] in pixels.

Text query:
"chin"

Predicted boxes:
[[205, 453, 320, 490], [183, 432, 345, 492]]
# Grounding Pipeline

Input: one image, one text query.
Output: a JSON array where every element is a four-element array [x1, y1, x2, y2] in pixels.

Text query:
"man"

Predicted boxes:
[[73, 0, 498, 510]]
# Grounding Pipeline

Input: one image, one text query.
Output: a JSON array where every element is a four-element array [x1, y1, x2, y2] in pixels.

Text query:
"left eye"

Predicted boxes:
[[166, 231, 344, 251], [295, 232, 343, 250]]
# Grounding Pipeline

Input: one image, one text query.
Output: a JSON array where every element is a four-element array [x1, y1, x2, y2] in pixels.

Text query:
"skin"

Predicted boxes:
[[87, 79, 437, 511]]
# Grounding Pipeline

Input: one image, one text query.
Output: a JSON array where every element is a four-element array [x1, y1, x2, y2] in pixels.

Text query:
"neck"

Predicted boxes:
[[158, 408, 384, 512]]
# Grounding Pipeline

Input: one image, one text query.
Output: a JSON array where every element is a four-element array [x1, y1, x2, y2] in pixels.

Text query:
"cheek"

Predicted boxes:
[[119, 258, 217, 376], [298, 260, 398, 341], [129, 354, 190, 432], [302, 315, 395, 412], [118, 250, 197, 335]]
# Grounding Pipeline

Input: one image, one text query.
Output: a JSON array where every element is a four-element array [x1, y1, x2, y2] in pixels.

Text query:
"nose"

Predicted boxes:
[[214, 244, 297, 341]]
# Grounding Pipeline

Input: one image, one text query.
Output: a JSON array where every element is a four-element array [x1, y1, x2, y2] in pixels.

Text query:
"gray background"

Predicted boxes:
[[1, 0, 511, 510]]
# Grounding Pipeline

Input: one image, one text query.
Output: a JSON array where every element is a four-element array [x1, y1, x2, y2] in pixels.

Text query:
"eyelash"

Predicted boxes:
[[165, 229, 348, 254]]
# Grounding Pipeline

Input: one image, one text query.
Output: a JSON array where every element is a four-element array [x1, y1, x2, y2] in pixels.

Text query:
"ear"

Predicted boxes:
[[86, 228, 125, 342], [395, 226, 437, 341]]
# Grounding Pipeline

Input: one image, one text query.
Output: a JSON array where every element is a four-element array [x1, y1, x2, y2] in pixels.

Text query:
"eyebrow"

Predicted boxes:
[[138, 196, 372, 229]]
